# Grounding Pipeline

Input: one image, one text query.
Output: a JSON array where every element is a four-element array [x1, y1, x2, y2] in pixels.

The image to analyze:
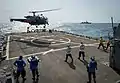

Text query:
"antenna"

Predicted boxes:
[[111, 17, 114, 28]]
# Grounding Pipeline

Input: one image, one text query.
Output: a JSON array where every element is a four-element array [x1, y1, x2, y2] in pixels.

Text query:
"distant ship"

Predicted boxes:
[[80, 21, 91, 24]]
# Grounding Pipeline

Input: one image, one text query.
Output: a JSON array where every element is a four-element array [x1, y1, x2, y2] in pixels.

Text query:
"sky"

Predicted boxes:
[[0, 0, 120, 23]]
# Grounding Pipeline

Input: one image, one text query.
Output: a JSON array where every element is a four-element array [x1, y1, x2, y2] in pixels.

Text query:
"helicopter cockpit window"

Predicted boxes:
[[40, 14, 45, 19]]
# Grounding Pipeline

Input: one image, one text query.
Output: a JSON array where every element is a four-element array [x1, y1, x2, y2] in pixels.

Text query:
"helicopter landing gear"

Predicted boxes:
[[27, 27, 30, 33], [42, 25, 46, 32], [43, 25, 46, 28], [27, 25, 32, 33], [36, 26, 38, 28]]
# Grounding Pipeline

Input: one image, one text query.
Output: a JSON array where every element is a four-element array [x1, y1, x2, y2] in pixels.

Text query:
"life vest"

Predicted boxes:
[[80, 44, 85, 51], [66, 47, 71, 54], [14, 59, 26, 71], [28, 56, 39, 70], [88, 60, 97, 72], [100, 38, 104, 43]]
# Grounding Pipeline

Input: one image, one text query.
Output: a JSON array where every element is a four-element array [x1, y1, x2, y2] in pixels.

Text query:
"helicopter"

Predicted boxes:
[[10, 8, 61, 28]]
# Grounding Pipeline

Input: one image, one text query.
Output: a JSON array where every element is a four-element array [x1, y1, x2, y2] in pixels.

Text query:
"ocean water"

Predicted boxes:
[[54, 23, 119, 39], [0, 22, 119, 40]]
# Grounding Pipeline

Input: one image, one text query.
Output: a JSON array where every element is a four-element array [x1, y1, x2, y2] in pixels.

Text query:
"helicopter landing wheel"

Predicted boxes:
[[43, 25, 46, 28], [36, 26, 38, 28]]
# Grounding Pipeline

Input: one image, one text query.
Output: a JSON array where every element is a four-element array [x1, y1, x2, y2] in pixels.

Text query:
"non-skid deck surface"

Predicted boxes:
[[3, 32, 120, 83]]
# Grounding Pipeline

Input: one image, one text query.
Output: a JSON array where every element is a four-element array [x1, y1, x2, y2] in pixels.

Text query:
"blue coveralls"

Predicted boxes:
[[87, 60, 97, 83], [14, 59, 26, 79], [28, 57, 39, 79]]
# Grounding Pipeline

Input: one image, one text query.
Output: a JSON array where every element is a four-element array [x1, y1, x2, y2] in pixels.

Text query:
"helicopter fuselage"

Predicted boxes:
[[10, 16, 49, 25]]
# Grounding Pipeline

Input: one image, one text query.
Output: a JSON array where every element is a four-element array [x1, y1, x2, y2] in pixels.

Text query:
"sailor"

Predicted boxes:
[[97, 37, 105, 50], [105, 40, 110, 50], [14, 56, 26, 81], [87, 56, 97, 83], [27, 55, 40, 80], [78, 42, 85, 60], [64, 44, 73, 63]]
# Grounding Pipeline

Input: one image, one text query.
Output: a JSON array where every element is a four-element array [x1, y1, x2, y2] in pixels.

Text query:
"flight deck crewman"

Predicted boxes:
[[14, 56, 26, 81], [105, 40, 110, 50], [97, 37, 105, 50], [78, 42, 85, 60], [64, 44, 73, 63], [27, 55, 40, 80], [87, 56, 97, 83]]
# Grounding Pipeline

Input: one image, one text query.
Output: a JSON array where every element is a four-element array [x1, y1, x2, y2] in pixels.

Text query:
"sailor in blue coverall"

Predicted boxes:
[[14, 56, 26, 80], [27, 55, 40, 80], [87, 56, 97, 83]]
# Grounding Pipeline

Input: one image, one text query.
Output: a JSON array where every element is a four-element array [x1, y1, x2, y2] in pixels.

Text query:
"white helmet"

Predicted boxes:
[[90, 56, 95, 61]]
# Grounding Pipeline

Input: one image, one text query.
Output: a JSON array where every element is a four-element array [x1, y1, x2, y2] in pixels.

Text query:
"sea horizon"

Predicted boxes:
[[0, 23, 119, 40]]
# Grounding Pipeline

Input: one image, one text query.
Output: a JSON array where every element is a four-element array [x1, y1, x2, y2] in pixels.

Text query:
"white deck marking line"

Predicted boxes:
[[9, 43, 99, 60], [9, 49, 55, 60], [9, 51, 43, 60], [13, 35, 55, 39], [31, 37, 71, 46], [6, 36, 10, 60], [84, 43, 99, 46], [11, 76, 15, 83], [72, 42, 99, 45], [51, 37, 71, 46], [100, 61, 109, 67], [9, 51, 44, 60], [42, 49, 54, 55], [31, 39, 41, 46], [13, 35, 71, 46]]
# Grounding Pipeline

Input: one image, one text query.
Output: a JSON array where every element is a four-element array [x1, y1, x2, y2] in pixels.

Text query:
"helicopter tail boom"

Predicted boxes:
[[10, 18, 28, 23]]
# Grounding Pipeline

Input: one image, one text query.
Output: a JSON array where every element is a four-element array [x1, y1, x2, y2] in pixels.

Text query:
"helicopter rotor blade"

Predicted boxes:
[[29, 8, 61, 13]]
